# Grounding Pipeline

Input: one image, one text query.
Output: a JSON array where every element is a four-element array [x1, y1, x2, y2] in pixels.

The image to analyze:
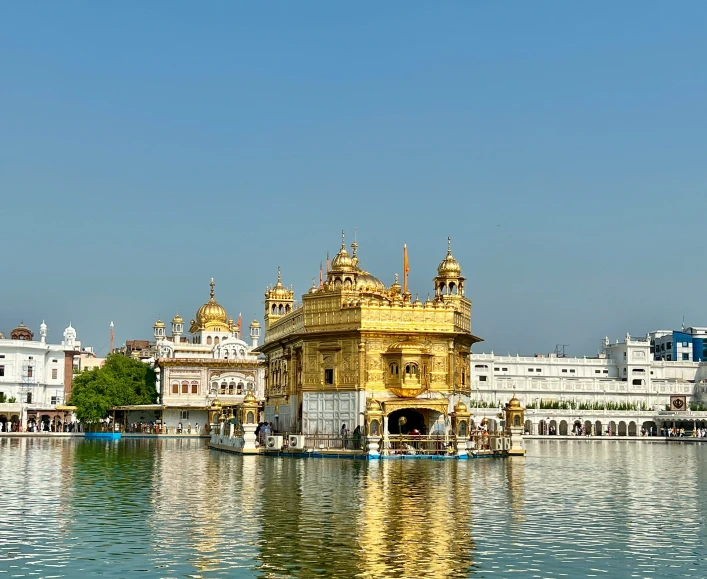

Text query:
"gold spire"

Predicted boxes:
[[331, 230, 354, 271]]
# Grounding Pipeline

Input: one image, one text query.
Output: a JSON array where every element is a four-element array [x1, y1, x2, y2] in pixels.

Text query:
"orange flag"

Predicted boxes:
[[403, 244, 409, 294]]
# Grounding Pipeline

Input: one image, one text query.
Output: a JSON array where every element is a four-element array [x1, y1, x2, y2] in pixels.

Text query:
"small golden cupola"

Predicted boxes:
[[190, 278, 229, 333], [264, 267, 295, 324], [434, 237, 466, 300]]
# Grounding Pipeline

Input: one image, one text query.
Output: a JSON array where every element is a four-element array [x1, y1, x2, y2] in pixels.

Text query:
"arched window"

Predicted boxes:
[[224, 351, 228, 359], [228, 382, 235, 395], [172, 382, 179, 394], [285, 304, 291, 313], [247, 381, 253, 392], [211, 382, 218, 394], [271, 304, 277, 314], [181, 381, 189, 394], [390, 363, 399, 376], [207, 336, 212, 345], [279, 304, 284, 315], [449, 282, 456, 294], [220, 382, 227, 395], [405, 363, 418, 376], [214, 337, 220, 345], [237, 382, 244, 394], [191, 381, 198, 394]]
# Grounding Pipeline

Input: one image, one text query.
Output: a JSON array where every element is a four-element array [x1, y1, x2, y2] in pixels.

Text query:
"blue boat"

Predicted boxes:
[[85, 432, 122, 440]]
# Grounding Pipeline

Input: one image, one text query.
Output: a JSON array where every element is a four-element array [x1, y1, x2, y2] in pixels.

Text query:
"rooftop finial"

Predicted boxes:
[[351, 227, 358, 258], [341, 230, 346, 249], [210, 278, 215, 298], [448, 236, 452, 255], [277, 266, 282, 284]]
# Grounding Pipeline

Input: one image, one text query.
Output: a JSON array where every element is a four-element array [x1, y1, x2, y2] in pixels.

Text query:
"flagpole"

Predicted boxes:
[[403, 244, 408, 295]]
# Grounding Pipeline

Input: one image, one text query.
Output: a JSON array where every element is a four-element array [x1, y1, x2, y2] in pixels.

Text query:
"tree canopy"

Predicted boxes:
[[69, 354, 158, 424]]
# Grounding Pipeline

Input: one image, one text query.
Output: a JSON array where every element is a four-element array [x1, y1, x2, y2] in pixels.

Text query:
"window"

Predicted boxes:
[[181, 381, 189, 394], [324, 369, 334, 385], [28, 356, 33, 360], [0, 355, 4, 358], [220, 382, 227, 395], [603, 370, 608, 374], [479, 375, 487, 382], [536, 368, 542, 372], [667, 342, 672, 349], [528, 368, 534, 372], [632, 379, 642, 386], [462, 371, 466, 386], [51, 396, 58, 405], [595, 370, 600, 374], [52, 359, 58, 363], [570, 369, 575, 373], [682, 341, 689, 347], [502, 367, 508, 372], [405, 363, 418, 376], [181, 411, 190, 420], [27, 366, 33, 378], [0, 366, 4, 377], [172, 383, 179, 394], [191, 382, 198, 394], [26, 393, 32, 404], [682, 353, 689, 361], [562, 369, 567, 373], [207, 337, 212, 345], [667, 355, 672, 361], [389, 363, 399, 376], [475, 364, 488, 369], [52, 369, 58, 380], [237, 382, 244, 394]]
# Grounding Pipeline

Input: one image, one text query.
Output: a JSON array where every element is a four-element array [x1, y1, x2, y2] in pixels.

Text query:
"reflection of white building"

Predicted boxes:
[[469, 332, 707, 435], [151, 279, 264, 429], [0, 321, 88, 431]]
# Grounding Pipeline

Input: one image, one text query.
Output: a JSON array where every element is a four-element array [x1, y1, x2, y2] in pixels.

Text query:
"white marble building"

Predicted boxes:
[[0, 321, 87, 431], [468, 332, 707, 435], [146, 279, 265, 430]]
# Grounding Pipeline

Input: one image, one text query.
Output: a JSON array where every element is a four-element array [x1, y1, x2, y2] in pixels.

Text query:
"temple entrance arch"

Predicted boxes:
[[388, 408, 426, 435]]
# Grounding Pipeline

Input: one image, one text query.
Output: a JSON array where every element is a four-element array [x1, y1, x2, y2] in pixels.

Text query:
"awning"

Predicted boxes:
[[55, 405, 77, 411]]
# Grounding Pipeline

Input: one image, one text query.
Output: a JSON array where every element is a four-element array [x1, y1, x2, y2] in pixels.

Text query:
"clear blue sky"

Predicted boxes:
[[2, 1, 706, 357]]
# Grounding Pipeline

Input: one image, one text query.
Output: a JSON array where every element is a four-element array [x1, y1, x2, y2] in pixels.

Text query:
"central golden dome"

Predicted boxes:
[[195, 278, 228, 327]]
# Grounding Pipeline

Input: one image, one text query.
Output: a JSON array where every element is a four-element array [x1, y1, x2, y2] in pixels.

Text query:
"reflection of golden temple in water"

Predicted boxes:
[[255, 459, 476, 579], [357, 461, 475, 579]]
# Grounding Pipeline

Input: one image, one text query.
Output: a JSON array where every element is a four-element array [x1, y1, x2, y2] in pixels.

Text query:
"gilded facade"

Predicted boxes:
[[256, 233, 481, 435]]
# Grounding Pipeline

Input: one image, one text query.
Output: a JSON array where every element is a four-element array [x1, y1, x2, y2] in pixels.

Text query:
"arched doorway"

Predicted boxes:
[[628, 421, 637, 436], [0, 415, 7, 432], [539, 420, 548, 435], [595, 420, 603, 436], [642, 421, 657, 436], [549, 420, 557, 435], [572, 420, 582, 435], [388, 409, 426, 435], [559, 420, 568, 435], [524, 419, 532, 434], [618, 421, 627, 436]]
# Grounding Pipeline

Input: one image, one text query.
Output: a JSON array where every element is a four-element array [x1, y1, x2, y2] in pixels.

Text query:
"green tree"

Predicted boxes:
[[69, 354, 157, 425]]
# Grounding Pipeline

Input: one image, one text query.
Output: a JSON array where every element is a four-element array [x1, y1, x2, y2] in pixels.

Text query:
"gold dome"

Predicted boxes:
[[154, 319, 165, 328], [266, 267, 293, 300], [243, 390, 257, 404], [172, 313, 183, 324], [507, 394, 521, 409], [331, 231, 355, 271], [211, 398, 222, 409], [454, 399, 468, 413], [437, 237, 462, 277], [355, 271, 387, 293], [250, 319, 260, 328], [366, 398, 382, 412], [195, 278, 228, 328]]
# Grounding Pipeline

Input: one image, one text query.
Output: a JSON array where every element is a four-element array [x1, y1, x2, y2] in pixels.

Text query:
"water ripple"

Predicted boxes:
[[0, 438, 706, 578]]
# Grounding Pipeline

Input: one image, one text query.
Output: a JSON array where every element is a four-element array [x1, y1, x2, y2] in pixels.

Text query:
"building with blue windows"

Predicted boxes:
[[651, 327, 707, 362]]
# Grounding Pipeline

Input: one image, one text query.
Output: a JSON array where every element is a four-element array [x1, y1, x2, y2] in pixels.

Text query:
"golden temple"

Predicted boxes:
[[256, 232, 482, 437]]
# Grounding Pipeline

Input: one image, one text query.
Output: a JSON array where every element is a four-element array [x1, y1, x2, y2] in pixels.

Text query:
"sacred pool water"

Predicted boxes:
[[1, 438, 705, 578]]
